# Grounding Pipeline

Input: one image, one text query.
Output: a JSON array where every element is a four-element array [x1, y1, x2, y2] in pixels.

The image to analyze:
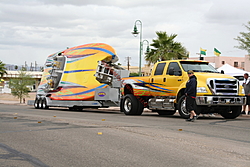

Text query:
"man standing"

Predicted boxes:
[[242, 73, 250, 115], [185, 70, 198, 122]]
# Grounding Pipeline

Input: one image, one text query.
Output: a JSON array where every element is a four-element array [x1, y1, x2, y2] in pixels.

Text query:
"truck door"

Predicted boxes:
[[165, 62, 183, 95], [150, 62, 171, 96]]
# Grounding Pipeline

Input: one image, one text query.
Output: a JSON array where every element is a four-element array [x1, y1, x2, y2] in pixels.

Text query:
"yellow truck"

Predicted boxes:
[[120, 60, 246, 119]]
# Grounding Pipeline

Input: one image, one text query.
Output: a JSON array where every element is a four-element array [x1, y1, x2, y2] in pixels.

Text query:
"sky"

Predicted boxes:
[[0, 0, 250, 67]]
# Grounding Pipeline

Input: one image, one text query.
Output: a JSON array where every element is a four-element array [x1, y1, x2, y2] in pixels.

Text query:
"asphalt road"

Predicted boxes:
[[0, 104, 250, 167]]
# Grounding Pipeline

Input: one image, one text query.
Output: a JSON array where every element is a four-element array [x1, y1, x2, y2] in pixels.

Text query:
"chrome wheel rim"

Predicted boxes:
[[181, 99, 189, 115], [124, 98, 132, 112]]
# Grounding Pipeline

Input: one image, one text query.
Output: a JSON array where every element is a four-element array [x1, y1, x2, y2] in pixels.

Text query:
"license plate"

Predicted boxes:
[[225, 99, 231, 104]]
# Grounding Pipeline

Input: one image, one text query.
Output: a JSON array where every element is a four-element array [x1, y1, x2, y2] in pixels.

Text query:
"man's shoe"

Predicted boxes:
[[186, 118, 194, 122], [241, 111, 246, 114], [209, 113, 215, 117]]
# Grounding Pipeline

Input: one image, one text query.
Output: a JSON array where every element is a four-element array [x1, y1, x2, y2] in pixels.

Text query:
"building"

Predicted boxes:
[[122, 64, 153, 76], [0, 71, 42, 93], [188, 55, 249, 70]]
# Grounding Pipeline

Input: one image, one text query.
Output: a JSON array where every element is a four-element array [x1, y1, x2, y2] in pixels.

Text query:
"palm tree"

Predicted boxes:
[[0, 60, 7, 78], [145, 31, 188, 65]]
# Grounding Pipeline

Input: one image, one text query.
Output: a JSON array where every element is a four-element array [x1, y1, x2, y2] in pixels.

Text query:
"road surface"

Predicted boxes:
[[0, 104, 250, 167]]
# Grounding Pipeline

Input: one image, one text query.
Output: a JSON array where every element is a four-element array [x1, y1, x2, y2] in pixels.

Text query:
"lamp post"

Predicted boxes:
[[143, 40, 150, 54], [132, 20, 142, 76]]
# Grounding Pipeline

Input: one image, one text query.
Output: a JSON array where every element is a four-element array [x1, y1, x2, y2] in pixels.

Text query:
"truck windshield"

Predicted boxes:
[[180, 62, 219, 73]]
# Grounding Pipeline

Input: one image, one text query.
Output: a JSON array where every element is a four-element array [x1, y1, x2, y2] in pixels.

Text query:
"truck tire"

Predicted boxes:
[[220, 106, 242, 119], [154, 110, 176, 116], [177, 95, 190, 119], [121, 94, 143, 115], [34, 98, 40, 109]]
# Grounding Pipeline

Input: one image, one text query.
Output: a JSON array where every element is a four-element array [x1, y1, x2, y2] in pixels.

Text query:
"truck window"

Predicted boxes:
[[166, 62, 182, 76], [180, 61, 218, 73], [154, 63, 166, 75]]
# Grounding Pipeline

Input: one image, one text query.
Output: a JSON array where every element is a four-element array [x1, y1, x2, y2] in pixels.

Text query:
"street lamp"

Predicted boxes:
[[143, 40, 150, 54], [132, 20, 142, 76]]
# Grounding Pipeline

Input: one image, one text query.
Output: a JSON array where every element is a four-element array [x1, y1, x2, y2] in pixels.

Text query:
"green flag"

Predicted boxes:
[[200, 48, 206, 55], [214, 48, 221, 56]]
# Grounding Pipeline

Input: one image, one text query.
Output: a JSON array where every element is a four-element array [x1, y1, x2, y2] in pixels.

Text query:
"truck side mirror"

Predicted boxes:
[[221, 70, 224, 74], [169, 67, 174, 75]]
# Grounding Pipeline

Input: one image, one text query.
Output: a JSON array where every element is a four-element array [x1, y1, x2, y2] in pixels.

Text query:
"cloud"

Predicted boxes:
[[0, 0, 250, 67], [205, 1, 250, 25]]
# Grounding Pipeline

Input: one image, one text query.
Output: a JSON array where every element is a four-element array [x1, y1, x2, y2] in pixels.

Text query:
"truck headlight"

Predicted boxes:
[[197, 87, 207, 93], [242, 88, 245, 94]]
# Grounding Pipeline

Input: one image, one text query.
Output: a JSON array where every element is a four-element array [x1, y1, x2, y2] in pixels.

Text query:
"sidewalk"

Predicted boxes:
[[0, 100, 27, 105], [0, 93, 36, 105]]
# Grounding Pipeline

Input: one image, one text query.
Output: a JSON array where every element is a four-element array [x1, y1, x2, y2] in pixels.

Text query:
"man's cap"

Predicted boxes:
[[187, 70, 194, 74]]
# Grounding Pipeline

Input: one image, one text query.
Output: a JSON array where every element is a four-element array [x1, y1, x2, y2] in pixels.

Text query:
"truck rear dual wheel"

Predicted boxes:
[[220, 106, 241, 119], [121, 94, 144, 115]]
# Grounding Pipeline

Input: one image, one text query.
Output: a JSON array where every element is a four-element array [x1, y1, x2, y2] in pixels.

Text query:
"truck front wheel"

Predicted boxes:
[[121, 94, 143, 115], [177, 95, 190, 119], [220, 106, 242, 119]]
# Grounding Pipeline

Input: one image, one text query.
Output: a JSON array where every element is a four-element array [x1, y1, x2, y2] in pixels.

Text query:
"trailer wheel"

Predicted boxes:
[[220, 106, 241, 119], [34, 98, 40, 109], [68, 106, 83, 111], [75, 107, 83, 111], [177, 95, 190, 119], [154, 110, 176, 116], [121, 94, 143, 115], [68, 107, 75, 111], [39, 98, 44, 109], [42, 98, 49, 109]]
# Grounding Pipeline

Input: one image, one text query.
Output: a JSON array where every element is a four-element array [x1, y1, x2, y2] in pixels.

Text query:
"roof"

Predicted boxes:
[[2, 71, 43, 79]]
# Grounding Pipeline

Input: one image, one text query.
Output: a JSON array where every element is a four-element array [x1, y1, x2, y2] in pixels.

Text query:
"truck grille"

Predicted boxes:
[[208, 79, 238, 95]]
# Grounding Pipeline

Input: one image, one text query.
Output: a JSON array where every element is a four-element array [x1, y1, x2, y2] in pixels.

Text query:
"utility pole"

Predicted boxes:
[[30, 62, 33, 71], [35, 61, 37, 71], [24, 61, 27, 71], [125, 57, 131, 70]]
